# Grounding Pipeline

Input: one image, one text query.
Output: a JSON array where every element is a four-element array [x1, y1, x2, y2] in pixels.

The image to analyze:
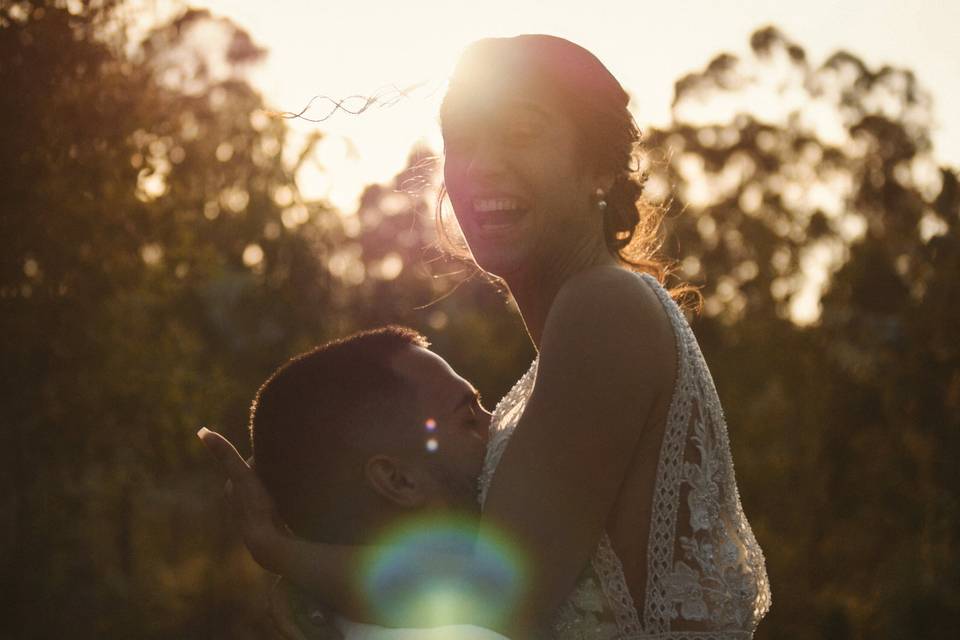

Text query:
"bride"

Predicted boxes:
[[201, 34, 770, 639]]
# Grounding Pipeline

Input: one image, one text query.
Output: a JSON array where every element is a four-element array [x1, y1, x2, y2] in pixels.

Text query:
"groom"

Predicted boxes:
[[201, 326, 501, 639], [249, 325, 489, 546]]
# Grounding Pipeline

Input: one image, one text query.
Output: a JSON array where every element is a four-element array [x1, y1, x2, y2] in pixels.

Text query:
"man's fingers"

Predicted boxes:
[[199, 427, 281, 529], [223, 478, 248, 523], [199, 428, 264, 513], [198, 427, 253, 481]]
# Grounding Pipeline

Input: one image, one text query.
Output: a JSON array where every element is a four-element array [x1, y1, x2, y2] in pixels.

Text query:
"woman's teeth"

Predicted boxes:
[[473, 197, 520, 213], [473, 198, 527, 231]]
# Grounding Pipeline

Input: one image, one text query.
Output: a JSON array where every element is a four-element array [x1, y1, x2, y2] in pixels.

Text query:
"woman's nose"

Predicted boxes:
[[466, 137, 507, 181]]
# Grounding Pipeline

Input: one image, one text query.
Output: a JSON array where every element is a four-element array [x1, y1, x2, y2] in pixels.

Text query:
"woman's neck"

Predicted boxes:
[[503, 239, 618, 350]]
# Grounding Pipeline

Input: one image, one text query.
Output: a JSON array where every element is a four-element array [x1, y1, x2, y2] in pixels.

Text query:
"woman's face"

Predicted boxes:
[[441, 82, 601, 279]]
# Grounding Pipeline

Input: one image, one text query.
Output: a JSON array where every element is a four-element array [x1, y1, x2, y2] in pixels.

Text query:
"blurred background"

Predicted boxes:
[[1, 0, 958, 638]]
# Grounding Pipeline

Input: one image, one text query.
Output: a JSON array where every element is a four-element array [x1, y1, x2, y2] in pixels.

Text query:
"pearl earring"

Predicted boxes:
[[595, 188, 607, 211]]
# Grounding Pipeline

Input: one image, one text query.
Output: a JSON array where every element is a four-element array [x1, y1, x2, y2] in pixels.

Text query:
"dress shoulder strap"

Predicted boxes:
[[635, 272, 772, 635]]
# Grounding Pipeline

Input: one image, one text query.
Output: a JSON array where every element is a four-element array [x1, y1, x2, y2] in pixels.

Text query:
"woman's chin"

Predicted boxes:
[[460, 219, 533, 277], [469, 248, 526, 280]]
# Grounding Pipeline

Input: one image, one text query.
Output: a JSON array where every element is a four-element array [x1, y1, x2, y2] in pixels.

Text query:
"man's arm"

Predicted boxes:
[[198, 429, 370, 618], [198, 429, 500, 630], [269, 577, 344, 640]]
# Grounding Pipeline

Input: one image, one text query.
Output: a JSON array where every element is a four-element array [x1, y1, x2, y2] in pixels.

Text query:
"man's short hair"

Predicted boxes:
[[249, 325, 429, 542]]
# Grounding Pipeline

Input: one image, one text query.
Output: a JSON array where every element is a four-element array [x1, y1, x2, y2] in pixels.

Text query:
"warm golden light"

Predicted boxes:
[[129, 0, 959, 323], [166, 0, 960, 215]]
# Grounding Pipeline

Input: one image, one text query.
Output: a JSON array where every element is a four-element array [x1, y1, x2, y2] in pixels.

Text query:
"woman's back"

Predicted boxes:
[[480, 271, 770, 638]]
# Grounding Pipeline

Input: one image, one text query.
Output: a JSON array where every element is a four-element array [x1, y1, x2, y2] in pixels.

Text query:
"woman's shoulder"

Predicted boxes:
[[545, 266, 676, 372], [552, 266, 673, 335]]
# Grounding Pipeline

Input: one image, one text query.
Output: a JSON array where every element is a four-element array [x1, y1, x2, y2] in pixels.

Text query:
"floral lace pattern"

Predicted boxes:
[[478, 273, 770, 639]]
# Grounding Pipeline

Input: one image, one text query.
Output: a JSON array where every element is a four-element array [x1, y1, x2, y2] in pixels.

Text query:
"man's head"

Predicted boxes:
[[250, 326, 490, 544]]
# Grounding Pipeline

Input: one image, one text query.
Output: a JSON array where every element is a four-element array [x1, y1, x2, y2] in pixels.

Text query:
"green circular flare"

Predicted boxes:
[[360, 514, 527, 628]]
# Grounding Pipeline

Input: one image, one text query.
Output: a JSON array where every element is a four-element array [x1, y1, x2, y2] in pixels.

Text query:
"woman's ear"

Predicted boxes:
[[594, 172, 615, 195], [364, 455, 427, 508]]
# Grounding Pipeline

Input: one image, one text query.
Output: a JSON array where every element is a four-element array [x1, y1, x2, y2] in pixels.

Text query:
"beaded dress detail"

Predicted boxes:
[[478, 273, 770, 639]]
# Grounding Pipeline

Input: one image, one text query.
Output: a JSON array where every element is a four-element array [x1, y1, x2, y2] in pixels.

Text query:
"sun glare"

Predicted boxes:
[[189, 0, 652, 214], [151, 0, 959, 219], [131, 0, 959, 324]]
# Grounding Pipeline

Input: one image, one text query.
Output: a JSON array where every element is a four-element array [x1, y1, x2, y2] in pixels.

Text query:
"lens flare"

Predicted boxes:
[[361, 515, 527, 628], [426, 437, 439, 452], [425, 418, 437, 431]]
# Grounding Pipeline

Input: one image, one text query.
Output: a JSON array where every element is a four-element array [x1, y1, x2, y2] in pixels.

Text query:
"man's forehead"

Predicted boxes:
[[389, 345, 470, 402]]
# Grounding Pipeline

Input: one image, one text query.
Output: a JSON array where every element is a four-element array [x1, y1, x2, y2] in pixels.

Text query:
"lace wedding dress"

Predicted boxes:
[[478, 273, 771, 639]]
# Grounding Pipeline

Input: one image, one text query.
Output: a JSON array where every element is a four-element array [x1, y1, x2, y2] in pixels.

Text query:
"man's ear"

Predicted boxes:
[[364, 454, 427, 508]]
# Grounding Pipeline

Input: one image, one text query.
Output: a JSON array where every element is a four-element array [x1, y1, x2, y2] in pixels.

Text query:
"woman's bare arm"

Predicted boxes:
[[477, 267, 674, 634]]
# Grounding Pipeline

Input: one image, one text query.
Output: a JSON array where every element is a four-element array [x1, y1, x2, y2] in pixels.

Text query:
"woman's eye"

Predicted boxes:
[[501, 116, 542, 144], [503, 124, 536, 144]]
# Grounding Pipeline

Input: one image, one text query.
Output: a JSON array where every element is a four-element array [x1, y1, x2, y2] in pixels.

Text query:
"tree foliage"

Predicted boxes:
[[643, 26, 959, 638]]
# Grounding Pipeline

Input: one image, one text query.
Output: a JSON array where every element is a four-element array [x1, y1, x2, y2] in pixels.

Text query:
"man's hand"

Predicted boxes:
[[197, 427, 290, 573], [269, 577, 345, 640]]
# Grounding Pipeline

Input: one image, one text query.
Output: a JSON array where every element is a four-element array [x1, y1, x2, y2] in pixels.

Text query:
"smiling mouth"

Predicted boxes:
[[471, 197, 529, 233]]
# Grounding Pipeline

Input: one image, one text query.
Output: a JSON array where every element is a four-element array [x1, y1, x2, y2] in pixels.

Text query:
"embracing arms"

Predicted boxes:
[[200, 268, 675, 637], [199, 429, 510, 631], [479, 268, 675, 630]]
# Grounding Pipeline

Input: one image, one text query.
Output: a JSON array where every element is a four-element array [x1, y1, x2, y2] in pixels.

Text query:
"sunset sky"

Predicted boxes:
[[161, 0, 960, 213]]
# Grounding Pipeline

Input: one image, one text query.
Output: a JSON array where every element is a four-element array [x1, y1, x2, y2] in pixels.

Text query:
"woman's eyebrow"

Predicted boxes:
[[505, 100, 551, 120], [442, 99, 549, 132]]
